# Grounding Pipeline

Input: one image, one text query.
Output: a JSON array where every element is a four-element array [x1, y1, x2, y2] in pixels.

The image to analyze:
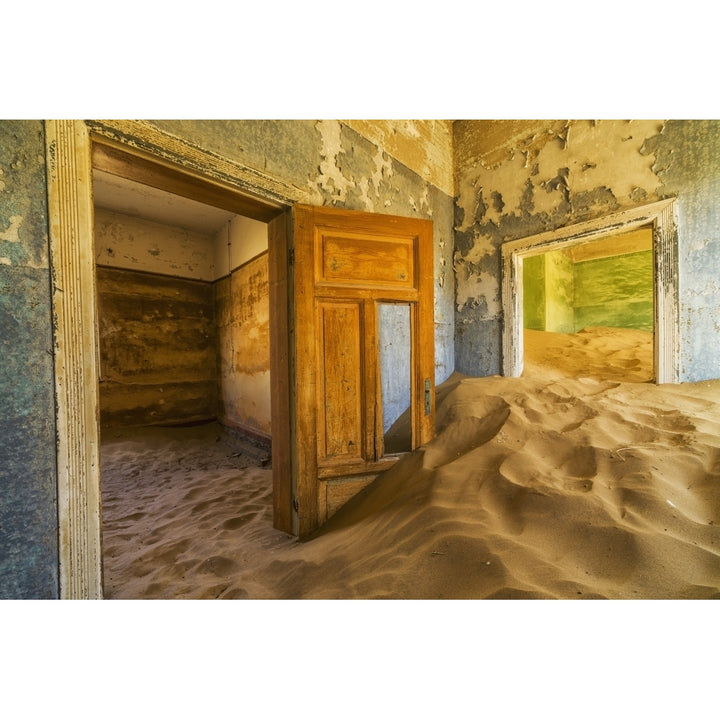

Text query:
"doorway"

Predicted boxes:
[[45, 120, 293, 597], [91, 168, 278, 594], [522, 226, 654, 381], [501, 199, 679, 385]]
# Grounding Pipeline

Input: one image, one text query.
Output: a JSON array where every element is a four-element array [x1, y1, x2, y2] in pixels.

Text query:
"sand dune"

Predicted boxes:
[[101, 327, 720, 599]]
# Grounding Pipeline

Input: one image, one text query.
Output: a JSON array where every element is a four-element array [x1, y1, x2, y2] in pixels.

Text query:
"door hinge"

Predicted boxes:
[[288, 247, 295, 266]]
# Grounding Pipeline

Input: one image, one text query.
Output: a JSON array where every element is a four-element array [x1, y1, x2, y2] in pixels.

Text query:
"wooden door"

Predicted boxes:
[[284, 205, 435, 538]]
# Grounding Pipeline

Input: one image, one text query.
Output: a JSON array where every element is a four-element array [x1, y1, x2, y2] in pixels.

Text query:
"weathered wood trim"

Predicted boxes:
[[86, 120, 309, 212], [47, 120, 299, 596], [269, 211, 294, 534], [501, 199, 680, 383], [45, 120, 103, 599], [654, 201, 680, 384]]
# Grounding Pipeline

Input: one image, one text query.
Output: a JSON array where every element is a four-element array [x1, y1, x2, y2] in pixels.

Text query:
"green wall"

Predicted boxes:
[[523, 249, 653, 334], [574, 250, 653, 332], [523, 255, 545, 330], [545, 250, 574, 333]]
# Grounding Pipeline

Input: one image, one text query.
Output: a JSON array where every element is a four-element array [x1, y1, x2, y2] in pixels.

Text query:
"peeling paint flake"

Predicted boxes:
[[0, 215, 23, 243], [311, 120, 356, 205]]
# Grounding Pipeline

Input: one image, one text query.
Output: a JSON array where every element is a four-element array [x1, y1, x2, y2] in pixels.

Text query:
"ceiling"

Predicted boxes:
[[92, 169, 237, 235]]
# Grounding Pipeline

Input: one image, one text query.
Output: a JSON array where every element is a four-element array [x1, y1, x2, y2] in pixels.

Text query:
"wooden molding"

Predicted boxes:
[[45, 120, 103, 599], [86, 120, 309, 213], [46, 119, 301, 596], [501, 199, 680, 383]]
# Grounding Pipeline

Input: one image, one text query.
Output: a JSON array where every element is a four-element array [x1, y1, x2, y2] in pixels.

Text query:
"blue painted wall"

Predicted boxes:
[[0, 121, 58, 598], [646, 120, 720, 382], [454, 120, 720, 383]]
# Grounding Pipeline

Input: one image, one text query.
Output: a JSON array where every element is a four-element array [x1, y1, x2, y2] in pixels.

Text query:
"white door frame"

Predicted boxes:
[[45, 120, 305, 598], [500, 199, 679, 384]]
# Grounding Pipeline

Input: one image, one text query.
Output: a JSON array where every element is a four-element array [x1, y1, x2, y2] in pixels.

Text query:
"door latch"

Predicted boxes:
[[424, 378, 432, 415]]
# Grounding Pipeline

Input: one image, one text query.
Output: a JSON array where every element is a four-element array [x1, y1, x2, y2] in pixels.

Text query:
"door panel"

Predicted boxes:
[[318, 231, 416, 289], [291, 204, 434, 537], [316, 300, 365, 464]]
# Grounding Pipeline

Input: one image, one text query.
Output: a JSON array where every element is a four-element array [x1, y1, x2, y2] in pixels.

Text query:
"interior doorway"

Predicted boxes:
[[91, 168, 278, 594], [521, 226, 654, 382], [45, 120, 294, 597], [501, 199, 679, 385]]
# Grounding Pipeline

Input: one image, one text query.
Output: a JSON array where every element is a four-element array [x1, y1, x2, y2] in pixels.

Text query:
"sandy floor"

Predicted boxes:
[[100, 326, 720, 599]]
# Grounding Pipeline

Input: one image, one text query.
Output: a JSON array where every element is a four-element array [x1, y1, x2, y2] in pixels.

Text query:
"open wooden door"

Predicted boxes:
[[283, 204, 435, 538]]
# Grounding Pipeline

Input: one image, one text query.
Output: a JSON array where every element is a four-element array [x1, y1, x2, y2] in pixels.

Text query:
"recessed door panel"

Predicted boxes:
[[316, 300, 364, 464], [317, 231, 415, 288]]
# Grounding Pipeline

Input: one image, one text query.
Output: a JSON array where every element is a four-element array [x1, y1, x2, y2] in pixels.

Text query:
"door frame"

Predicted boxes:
[[45, 120, 306, 598], [500, 198, 680, 384]]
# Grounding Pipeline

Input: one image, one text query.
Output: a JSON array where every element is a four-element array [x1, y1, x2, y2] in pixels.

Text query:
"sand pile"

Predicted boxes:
[[101, 328, 720, 599]]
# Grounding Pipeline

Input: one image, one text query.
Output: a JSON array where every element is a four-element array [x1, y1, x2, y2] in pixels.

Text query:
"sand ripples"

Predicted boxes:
[[101, 330, 720, 599]]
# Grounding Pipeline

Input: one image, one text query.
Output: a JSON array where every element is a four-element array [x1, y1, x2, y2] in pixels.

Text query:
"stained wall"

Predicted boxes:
[[454, 120, 720, 382], [96, 266, 218, 427], [95, 209, 218, 427], [0, 121, 58, 598], [574, 250, 653, 332], [95, 206, 272, 436]]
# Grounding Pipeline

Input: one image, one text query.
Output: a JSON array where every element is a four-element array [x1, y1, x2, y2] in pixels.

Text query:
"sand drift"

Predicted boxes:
[[101, 328, 720, 599]]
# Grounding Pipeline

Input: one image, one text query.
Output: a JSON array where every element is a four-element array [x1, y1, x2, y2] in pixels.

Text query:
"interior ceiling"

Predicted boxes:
[[92, 169, 237, 235]]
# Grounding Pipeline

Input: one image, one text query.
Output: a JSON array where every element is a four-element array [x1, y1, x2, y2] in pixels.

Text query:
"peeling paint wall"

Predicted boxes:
[[646, 120, 720, 381], [0, 121, 58, 598], [150, 120, 455, 384], [453, 119, 720, 382]]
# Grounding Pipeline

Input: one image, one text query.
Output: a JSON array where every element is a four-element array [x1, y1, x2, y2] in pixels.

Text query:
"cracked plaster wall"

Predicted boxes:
[[150, 120, 455, 383], [0, 121, 58, 598], [453, 119, 720, 382]]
